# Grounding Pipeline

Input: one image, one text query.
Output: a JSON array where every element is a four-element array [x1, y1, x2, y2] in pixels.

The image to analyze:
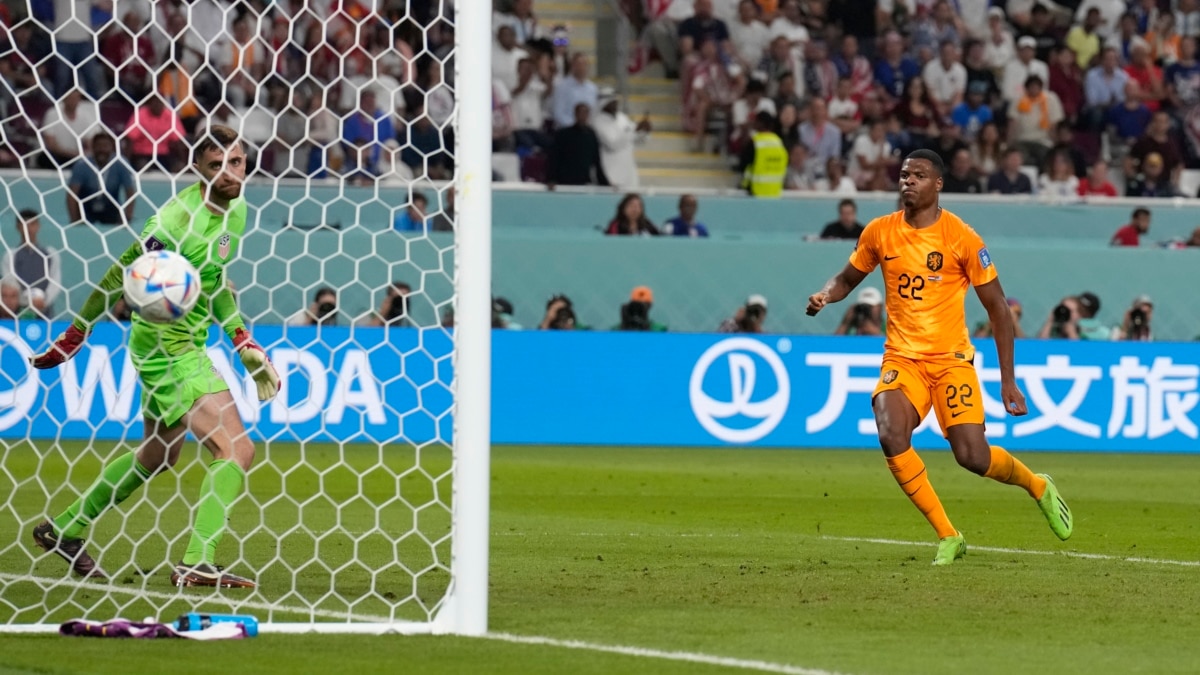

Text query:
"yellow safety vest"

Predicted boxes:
[[745, 131, 787, 197]]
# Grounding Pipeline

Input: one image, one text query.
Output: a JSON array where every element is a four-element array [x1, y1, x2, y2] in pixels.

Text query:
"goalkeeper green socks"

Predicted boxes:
[[182, 460, 245, 566], [54, 452, 154, 540]]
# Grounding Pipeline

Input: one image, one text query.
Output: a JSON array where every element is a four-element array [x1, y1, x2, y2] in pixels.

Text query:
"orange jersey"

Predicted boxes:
[[848, 208, 997, 359]]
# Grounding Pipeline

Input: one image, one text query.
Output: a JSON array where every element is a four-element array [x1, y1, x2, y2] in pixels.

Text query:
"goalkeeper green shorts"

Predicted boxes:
[[136, 349, 230, 427]]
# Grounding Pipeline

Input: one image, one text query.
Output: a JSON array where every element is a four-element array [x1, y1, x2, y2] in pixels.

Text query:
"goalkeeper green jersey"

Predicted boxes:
[[128, 183, 246, 358]]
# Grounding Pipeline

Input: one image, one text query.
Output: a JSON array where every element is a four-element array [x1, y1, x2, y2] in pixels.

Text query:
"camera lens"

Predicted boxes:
[[1053, 304, 1071, 323]]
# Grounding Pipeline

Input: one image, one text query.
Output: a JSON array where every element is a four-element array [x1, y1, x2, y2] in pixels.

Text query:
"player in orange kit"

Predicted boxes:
[[806, 149, 1073, 565]]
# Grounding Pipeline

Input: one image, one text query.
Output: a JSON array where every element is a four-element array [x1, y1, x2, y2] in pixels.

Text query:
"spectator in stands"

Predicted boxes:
[[820, 198, 864, 239], [662, 194, 710, 237], [343, 89, 397, 178], [493, 25, 527, 92], [1, 209, 61, 319], [969, 121, 1005, 175], [605, 193, 660, 235], [1084, 46, 1129, 130], [1020, 4, 1064, 63], [803, 39, 838, 101], [798, 98, 841, 176], [833, 34, 873, 98], [493, 78, 516, 153], [1038, 292, 1108, 340], [1125, 152, 1179, 197], [39, 88, 100, 169], [1112, 13, 1142, 62], [101, 10, 157, 101], [1003, 36, 1050, 105], [933, 123, 969, 168], [548, 103, 606, 187], [1149, 14, 1183, 66], [759, 37, 802, 98], [770, 1, 811, 53], [730, 79, 777, 154], [943, 147, 983, 194], [512, 56, 553, 152], [0, 22, 48, 99], [684, 38, 741, 151], [1113, 295, 1154, 341], [962, 39, 1000, 103], [1111, 207, 1151, 246], [923, 40, 967, 119], [717, 294, 768, 333], [1009, 75, 1063, 168], [360, 281, 412, 327], [729, 0, 771, 71], [1039, 150, 1081, 197], [678, 0, 732, 72], [614, 286, 667, 331], [1107, 80, 1152, 154], [983, 6, 1017, 73], [974, 297, 1026, 338], [125, 93, 186, 172], [1078, 159, 1119, 196], [158, 57, 203, 136], [874, 30, 919, 102], [491, 297, 520, 329], [287, 287, 338, 327], [739, 112, 788, 196], [951, 81, 994, 142], [1128, 111, 1184, 185], [431, 188, 455, 232], [827, 76, 862, 138], [66, 131, 135, 227], [219, 15, 267, 109], [988, 147, 1034, 194], [834, 286, 883, 336], [539, 294, 577, 330], [1127, 40, 1167, 113], [774, 73, 804, 111], [1184, 226, 1200, 246], [1181, 0, 1200, 41], [424, 59, 456, 129], [52, 0, 105, 98], [1066, 7, 1104, 70], [0, 279, 20, 321], [394, 193, 431, 232], [496, 0, 544, 45], [1049, 46, 1085, 127], [1050, 122, 1087, 178], [784, 143, 815, 190], [1165, 37, 1200, 112], [849, 119, 896, 191], [895, 76, 939, 153], [594, 89, 650, 189], [814, 156, 856, 194]]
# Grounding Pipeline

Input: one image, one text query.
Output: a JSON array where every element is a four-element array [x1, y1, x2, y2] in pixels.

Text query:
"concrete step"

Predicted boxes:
[[597, 76, 680, 96], [538, 0, 605, 18], [639, 166, 736, 189], [636, 149, 729, 171], [625, 92, 679, 117]]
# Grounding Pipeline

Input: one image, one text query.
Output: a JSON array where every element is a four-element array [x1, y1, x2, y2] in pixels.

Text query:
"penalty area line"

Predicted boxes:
[[0, 572, 393, 623], [481, 632, 845, 675], [825, 536, 1200, 568]]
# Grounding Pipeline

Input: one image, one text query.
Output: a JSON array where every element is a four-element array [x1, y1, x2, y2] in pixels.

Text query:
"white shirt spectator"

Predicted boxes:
[[922, 58, 968, 108], [1038, 173, 1080, 198], [551, 75, 599, 128], [338, 75, 407, 120], [1, 244, 63, 310], [42, 100, 101, 157], [492, 43, 528, 92], [729, 18, 772, 67], [984, 31, 1017, 72], [731, 96, 777, 129], [813, 174, 858, 194], [1002, 57, 1050, 103], [593, 108, 645, 188], [960, 0, 991, 39], [512, 77, 548, 130], [827, 95, 859, 122], [769, 17, 810, 46], [426, 83, 456, 127], [848, 133, 892, 180], [663, 0, 696, 22]]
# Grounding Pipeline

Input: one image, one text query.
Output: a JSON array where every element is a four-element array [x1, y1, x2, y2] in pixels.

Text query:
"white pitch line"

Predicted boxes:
[[481, 632, 843, 675], [494, 531, 1200, 568], [0, 572, 393, 623]]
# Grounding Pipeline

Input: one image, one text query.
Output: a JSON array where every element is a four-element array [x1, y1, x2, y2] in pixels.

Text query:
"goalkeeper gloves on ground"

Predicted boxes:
[[29, 325, 89, 369], [232, 328, 280, 401]]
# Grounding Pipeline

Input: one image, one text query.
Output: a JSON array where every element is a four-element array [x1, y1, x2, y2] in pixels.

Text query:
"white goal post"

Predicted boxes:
[[0, 0, 490, 635]]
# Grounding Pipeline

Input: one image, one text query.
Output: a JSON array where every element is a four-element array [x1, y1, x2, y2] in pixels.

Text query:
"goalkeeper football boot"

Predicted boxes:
[[932, 532, 967, 566], [32, 521, 107, 580], [170, 562, 256, 589], [1036, 474, 1073, 541]]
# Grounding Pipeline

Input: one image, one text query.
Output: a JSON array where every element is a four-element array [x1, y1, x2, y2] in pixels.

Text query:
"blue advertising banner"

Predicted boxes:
[[2, 323, 1198, 451]]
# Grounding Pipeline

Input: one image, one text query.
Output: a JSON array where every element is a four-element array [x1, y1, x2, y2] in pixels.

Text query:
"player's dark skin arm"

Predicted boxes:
[[806, 263, 869, 315], [975, 279, 1029, 416]]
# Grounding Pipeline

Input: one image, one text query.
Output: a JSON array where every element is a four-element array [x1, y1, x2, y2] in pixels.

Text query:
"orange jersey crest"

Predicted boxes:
[[848, 208, 997, 359]]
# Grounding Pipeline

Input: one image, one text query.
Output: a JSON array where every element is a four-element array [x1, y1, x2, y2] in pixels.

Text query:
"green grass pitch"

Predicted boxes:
[[1, 443, 1198, 674]]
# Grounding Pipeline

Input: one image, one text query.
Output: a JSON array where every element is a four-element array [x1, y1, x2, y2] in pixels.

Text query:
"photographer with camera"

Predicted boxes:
[[362, 281, 412, 327], [540, 293, 580, 330], [834, 286, 884, 336], [973, 297, 1026, 338], [287, 287, 339, 327], [492, 297, 522, 329], [717, 294, 768, 333], [613, 286, 667, 331], [1037, 291, 1109, 340], [1113, 295, 1154, 341]]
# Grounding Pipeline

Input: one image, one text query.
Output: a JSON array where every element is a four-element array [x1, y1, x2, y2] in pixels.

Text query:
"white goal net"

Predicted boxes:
[[0, 0, 490, 634]]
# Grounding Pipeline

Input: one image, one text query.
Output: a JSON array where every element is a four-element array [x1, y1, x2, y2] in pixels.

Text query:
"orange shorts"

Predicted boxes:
[[873, 353, 984, 432]]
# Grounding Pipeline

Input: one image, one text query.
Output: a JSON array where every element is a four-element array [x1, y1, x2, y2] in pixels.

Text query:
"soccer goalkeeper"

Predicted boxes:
[[29, 125, 280, 589]]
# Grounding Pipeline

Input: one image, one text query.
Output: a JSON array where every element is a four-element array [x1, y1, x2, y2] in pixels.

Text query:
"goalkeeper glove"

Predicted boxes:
[[232, 328, 280, 401], [30, 324, 89, 369]]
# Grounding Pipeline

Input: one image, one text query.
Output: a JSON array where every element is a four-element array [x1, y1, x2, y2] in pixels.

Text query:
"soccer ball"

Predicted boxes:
[[123, 250, 201, 324]]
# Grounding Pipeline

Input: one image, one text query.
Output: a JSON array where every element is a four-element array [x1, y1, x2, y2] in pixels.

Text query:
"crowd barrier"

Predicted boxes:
[[2, 324, 1197, 452]]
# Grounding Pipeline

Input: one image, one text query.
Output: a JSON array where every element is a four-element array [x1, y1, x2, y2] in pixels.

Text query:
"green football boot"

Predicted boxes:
[[932, 532, 966, 566], [1036, 474, 1073, 540]]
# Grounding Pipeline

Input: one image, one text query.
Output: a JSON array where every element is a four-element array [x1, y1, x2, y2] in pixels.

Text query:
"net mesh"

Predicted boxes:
[[0, 0, 460, 627]]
